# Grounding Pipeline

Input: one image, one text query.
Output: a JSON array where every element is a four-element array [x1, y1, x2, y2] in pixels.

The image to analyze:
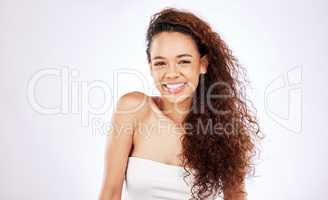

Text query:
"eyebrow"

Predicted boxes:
[[152, 54, 192, 60]]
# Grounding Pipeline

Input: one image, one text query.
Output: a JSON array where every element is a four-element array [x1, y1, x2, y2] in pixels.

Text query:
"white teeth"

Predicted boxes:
[[165, 83, 186, 89]]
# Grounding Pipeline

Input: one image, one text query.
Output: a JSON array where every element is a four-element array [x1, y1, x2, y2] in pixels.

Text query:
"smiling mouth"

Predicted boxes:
[[162, 82, 188, 94]]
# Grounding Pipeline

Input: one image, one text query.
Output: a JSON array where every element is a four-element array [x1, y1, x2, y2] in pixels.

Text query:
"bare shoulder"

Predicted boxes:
[[115, 91, 151, 123]]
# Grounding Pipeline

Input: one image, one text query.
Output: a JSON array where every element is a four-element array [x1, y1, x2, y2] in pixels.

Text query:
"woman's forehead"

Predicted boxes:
[[150, 32, 199, 58]]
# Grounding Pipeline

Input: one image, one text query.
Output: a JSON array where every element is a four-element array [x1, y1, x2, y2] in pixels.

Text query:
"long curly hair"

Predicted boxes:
[[146, 7, 263, 200]]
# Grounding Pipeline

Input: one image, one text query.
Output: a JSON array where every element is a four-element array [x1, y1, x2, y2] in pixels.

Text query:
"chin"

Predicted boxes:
[[160, 92, 192, 104]]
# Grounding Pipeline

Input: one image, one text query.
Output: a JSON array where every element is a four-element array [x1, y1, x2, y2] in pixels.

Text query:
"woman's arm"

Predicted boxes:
[[98, 92, 148, 200]]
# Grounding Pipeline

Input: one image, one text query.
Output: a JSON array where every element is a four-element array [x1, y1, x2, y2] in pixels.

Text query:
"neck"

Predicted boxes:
[[159, 96, 193, 124]]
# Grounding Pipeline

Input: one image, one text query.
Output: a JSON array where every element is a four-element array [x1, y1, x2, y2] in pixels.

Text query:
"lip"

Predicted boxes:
[[161, 82, 188, 94], [163, 82, 186, 85]]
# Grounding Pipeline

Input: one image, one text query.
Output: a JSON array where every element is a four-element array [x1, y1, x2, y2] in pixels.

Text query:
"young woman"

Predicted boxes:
[[99, 7, 261, 200]]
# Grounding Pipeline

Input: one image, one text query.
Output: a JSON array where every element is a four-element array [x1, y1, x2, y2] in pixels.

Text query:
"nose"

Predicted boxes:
[[165, 63, 180, 79]]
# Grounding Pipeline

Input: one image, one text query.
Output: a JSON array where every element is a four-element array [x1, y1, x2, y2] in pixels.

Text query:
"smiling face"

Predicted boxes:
[[149, 31, 208, 103]]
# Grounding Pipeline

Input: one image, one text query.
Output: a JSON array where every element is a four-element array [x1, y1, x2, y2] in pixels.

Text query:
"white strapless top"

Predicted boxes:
[[124, 156, 219, 200]]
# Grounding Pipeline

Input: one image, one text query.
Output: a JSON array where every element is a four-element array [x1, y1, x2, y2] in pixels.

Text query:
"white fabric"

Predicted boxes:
[[125, 156, 219, 200]]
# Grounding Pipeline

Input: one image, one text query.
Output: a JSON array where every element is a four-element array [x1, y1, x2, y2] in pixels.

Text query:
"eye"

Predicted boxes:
[[178, 60, 191, 65], [152, 61, 167, 70], [154, 61, 166, 66]]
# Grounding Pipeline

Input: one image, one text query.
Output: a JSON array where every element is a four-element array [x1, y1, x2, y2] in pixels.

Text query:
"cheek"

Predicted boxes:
[[188, 78, 200, 91], [152, 70, 162, 78], [183, 68, 201, 91], [151, 71, 163, 86]]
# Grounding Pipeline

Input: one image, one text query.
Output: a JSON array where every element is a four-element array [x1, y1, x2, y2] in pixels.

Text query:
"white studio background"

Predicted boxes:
[[1, 0, 327, 199]]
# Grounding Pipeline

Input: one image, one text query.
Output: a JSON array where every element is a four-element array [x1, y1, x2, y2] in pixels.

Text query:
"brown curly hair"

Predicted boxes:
[[146, 7, 263, 200]]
